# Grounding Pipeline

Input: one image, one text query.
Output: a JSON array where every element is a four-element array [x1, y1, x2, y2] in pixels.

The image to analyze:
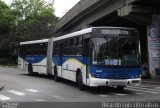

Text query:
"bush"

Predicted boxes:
[[0, 58, 9, 65]]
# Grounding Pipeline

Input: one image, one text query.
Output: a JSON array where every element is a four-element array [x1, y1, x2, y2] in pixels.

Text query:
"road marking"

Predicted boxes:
[[128, 85, 154, 88], [156, 87, 160, 89], [136, 93, 145, 95], [99, 94, 109, 97], [52, 95, 64, 100], [140, 85, 157, 88], [0, 94, 11, 101], [126, 88, 158, 94], [113, 93, 127, 96], [33, 99, 46, 102], [128, 86, 160, 92], [141, 84, 160, 88], [8, 90, 25, 96], [25, 89, 40, 93]]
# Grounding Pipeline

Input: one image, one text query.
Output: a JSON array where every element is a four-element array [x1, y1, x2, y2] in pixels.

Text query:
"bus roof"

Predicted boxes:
[[53, 27, 136, 41], [20, 39, 48, 45]]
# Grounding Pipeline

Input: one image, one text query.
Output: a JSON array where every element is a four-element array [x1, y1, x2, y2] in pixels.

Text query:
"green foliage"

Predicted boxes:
[[11, 0, 56, 22], [0, 58, 9, 65], [0, 0, 14, 36], [11, 0, 58, 41], [0, 0, 58, 65], [0, 0, 15, 56]]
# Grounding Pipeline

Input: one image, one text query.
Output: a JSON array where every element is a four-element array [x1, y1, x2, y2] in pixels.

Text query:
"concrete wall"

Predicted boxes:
[[53, 0, 100, 33], [53, 0, 138, 36]]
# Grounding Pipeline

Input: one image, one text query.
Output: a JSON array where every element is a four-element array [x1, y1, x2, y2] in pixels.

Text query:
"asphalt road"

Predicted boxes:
[[0, 66, 160, 103]]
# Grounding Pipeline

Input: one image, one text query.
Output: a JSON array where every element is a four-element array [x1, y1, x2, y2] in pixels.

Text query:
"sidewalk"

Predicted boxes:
[[141, 78, 160, 85]]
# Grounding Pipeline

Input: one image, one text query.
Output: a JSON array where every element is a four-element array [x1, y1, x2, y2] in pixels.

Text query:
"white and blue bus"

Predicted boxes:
[[18, 39, 49, 75], [18, 27, 142, 90]]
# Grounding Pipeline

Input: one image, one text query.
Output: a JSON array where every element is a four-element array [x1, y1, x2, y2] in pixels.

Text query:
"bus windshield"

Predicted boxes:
[[92, 37, 140, 66]]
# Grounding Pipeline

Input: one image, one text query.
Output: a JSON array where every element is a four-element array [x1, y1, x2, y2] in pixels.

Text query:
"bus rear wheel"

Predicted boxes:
[[28, 64, 33, 76], [54, 67, 60, 82], [77, 71, 85, 90]]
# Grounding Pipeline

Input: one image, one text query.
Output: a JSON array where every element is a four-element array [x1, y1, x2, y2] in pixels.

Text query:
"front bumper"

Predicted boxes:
[[89, 77, 141, 87]]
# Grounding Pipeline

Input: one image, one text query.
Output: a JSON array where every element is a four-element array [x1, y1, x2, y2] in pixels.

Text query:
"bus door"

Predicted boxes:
[[59, 43, 64, 77], [83, 38, 90, 83]]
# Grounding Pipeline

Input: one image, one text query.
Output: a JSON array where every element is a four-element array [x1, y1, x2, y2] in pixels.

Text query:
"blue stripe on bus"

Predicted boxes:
[[52, 56, 89, 66], [62, 56, 86, 64], [90, 66, 142, 79], [52, 56, 141, 79], [25, 55, 46, 64]]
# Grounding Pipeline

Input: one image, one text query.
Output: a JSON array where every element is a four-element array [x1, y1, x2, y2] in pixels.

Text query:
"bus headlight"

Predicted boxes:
[[132, 75, 141, 78], [136, 75, 141, 78]]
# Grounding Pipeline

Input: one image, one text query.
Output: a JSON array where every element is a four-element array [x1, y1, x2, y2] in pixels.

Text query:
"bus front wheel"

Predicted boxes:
[[77, 71, 85, 90], [54, 67, 60, 82]]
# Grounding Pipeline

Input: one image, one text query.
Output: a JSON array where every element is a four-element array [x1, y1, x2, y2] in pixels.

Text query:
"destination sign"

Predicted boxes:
[[101, 29, 136, 36], [92, 28, 138, 37], [101, 29, 130, 35]]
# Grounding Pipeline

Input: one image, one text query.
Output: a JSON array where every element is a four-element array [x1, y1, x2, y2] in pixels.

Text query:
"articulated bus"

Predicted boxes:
[[18, 39, 49, 75], [18, 27, 142, 90]]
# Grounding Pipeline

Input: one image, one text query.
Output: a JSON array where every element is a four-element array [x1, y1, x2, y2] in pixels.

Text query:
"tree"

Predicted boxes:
[[0, 0, 14, 59], [11, 0, 58, 41], [0, 0, 14, 36], [0, 0, 58, 64]]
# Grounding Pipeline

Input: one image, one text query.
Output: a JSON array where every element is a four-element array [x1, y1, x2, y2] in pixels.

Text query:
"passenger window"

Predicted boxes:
[[66, 40, 70, 47], [70, 39, 73, 46], [78, 36, 83, 45], [73, 38, 78, 46]]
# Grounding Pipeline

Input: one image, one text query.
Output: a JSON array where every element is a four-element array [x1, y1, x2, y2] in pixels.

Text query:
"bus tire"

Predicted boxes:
[[28, 64, 33, 76], [54, 67, 60, 82], [117, 86, 125, 90], [77, 71, 85, 90]]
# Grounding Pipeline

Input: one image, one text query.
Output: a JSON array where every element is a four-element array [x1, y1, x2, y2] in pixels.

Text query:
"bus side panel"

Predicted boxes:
[[18, 57, 26, 71], [61, 56, 86, 82], [62, 58, 76, 82], [33, 58, 47, 74], [32, 65, 39, 73], [25, 55, 46, 74]]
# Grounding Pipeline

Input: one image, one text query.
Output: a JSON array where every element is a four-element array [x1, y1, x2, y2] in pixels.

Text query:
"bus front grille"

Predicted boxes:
[[106, 74, 129, 79]]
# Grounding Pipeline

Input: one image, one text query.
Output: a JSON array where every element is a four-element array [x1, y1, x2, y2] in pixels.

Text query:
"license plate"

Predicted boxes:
[[110, 81, 126, 85]]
